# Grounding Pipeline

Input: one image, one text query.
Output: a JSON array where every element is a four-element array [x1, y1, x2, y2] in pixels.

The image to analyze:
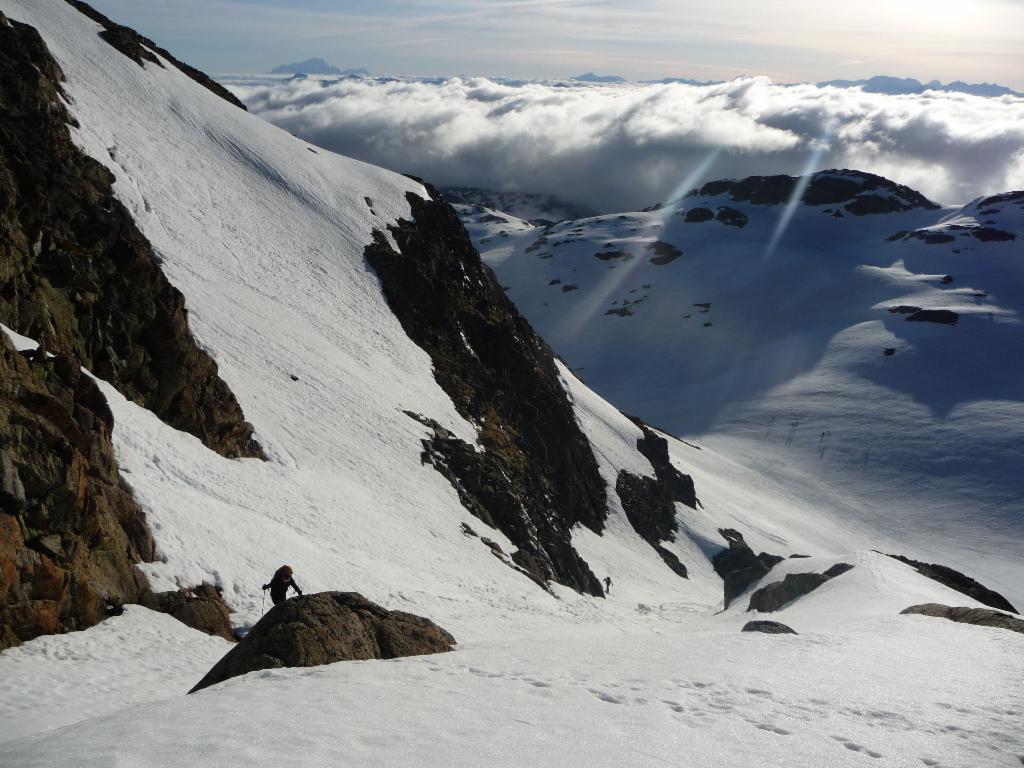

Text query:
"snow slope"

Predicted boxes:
[[467, 175, 1024, 609], [1, 3, 1021, 765]]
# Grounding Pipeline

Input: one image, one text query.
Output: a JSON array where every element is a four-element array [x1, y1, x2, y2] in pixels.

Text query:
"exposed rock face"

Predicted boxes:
[[684, 207, 714, 223], [190, 592, 455, 693], [747, 563, 854, 613], [64, 1, 247, 111], [365, 185, 608, 596], [742, 620, 797, 635], [715, 207, 748, 227], [976, 190, 1024, 210], [822, 562, 854, 578], [138, 583, 234, 641], [748, 573, 829, 612], [646, 241, 682, 265], [0, 334, 152, 649], [905, 309, 958, 325], [712, 529, 784, 608], [970, 227, 1015, 242], [0, 10, 261, 459], [0, 7, 267, 647], [882, 554, 1017, 613], [887, 306, 959, 325], [900, 604, 1024, 634], [614, 421, 697, 580], [911, 231, 956, 244], [694, 170, 938, 214]]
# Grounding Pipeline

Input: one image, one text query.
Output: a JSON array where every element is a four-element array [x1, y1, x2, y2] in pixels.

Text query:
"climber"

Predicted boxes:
[[604, 576, 613, 595], [262, 565, 303, 605]]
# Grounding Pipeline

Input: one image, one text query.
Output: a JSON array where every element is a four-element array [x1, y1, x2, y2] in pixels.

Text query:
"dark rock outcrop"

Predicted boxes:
[[595, 249, 633, 261], [694, 170, 937, 214], [684, 207, 714, 223], [646, 241, 682, 265], [971, 227, 1015, 242], [0, 334, 153, 649], [882, 554, 1017, 613], [715, 207, 748, 227], [64, 1, 247, 111], [906, 309, 958, 325], [742, 620, 797, 635], [823, 562, 854, 578], [747, 563, 854, 613], [365, 186, 607, 596], [654, 545, 688, 579], [887, 306, 959, 325], [0, 11, 262, 459], [747, 572, 830, 613], [138, 583, 234, 641], [712, 529, 784, 608], [900, 604, 1024, 634], [190, 592, 455, 693], [614, 421, 697, 579], [911, 231, 956, 245], [976, 191, 1024, 210]]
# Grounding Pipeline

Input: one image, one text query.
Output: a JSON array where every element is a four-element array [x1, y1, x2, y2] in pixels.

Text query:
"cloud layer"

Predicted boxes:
[[226, 75, 1024, 213]]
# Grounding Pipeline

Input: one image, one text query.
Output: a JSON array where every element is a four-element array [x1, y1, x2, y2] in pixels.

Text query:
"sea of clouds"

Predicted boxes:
[[225, 75, 1024, 213]]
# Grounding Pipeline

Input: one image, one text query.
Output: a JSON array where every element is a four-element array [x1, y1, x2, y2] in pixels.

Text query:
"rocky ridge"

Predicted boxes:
[[688, 170, 939, 215], [901, 603, 1024, 634], [64, 0, 247, 111], [615, 420, 698, 579], [0, 8, 262, 459], [365, 185, 609, 596], [747, 563, 854, 613], [1, 6, 261, 647], [882, 554, 1017, 613]]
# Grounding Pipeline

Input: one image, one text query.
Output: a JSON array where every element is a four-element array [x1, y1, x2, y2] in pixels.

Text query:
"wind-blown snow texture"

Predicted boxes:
[[0, 3, 1021, 766]]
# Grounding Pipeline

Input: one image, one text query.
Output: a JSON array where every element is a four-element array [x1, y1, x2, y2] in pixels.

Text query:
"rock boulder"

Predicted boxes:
[[190, 592, 455, 693], [747, 563, 854, 613], [742, 620, 797, 635], [139, 583, 234, 641]]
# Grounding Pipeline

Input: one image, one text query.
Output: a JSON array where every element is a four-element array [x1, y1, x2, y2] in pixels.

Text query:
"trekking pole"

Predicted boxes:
[[261, 590, 266, 615]]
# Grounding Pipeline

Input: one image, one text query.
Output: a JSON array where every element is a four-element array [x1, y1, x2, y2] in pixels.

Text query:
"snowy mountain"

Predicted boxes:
[[444, 186, 595, 226], [0, 2, 1022, 767], [269, 58, 368, 76], [464, 170, 1024, 611], [818, 75, 1023, 98]]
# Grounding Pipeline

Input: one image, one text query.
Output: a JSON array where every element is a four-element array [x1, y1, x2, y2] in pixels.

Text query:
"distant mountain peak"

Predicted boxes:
[[572, 72, 626, 83], [270, 58, 369, 76], [817, 75, 1022, 98]]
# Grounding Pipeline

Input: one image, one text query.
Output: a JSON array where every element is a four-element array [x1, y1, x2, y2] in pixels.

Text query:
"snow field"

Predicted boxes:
[[474, 181, 1024, 609], [2, 609, 1022, 767]]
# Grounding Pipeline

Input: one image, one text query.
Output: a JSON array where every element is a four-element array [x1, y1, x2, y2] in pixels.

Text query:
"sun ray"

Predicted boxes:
[[762, 123, 834, 259]]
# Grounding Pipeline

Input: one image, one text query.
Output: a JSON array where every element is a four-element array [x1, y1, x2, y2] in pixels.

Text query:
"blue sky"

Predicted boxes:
[[90, 0, 1024, 88]]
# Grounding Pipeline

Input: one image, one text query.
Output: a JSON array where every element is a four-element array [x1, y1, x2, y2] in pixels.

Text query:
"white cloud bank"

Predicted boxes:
[[226, 75, 1024, 213]]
